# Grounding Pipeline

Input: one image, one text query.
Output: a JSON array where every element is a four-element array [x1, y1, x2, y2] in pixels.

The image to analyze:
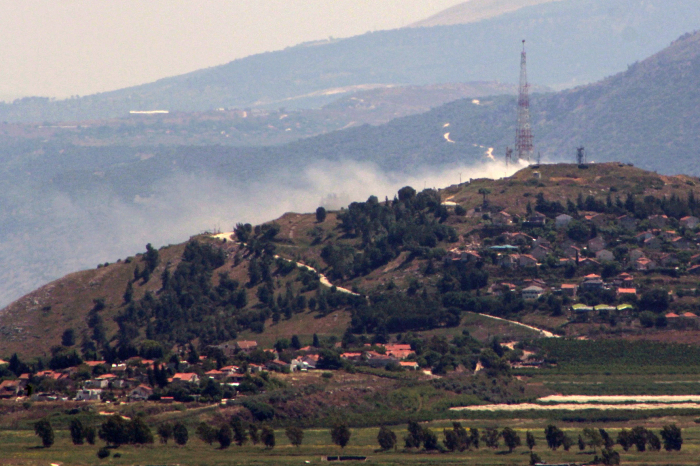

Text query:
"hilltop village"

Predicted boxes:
[[1, 163, 700, 406]]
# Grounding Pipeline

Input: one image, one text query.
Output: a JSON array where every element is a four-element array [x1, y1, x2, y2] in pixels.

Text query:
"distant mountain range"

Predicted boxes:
[[409, 0, 560, 28], [2, 0, 700, 122]]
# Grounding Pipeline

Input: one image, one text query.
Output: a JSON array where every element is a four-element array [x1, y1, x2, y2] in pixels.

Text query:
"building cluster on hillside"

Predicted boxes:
[[446, 206, 700, 324], [0, 339, 425, 403]]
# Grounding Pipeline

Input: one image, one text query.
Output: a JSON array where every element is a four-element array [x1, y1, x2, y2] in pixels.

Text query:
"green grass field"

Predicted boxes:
[[4, 419, 700, 465]]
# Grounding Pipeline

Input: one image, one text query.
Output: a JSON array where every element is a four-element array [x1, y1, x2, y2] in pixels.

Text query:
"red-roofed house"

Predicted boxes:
[[617, 288, 637, 297], [560, 284, 578, 297], [236, 340, 258, 352], [681, 216, 700, 229], [84, 361, 106, 368], [399, 361, 419, 370], [169, 373, 200, 384], [519, 254, 538, 268]]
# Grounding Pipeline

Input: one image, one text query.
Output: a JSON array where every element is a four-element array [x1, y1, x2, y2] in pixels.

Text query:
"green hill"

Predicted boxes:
[[4, 162, 700, 359]]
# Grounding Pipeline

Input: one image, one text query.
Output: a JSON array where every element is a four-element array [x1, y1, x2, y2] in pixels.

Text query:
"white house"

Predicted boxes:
[[75, 389, 102, 401], [522, 286, 544, 300]]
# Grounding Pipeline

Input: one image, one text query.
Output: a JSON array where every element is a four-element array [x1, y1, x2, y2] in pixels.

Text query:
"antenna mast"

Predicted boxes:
[[505, 147, 513, 168], [515, 40, 534, 162]]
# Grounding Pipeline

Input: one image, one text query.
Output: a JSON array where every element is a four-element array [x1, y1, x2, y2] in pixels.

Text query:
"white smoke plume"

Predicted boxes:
[[0, 158, 525, 308]]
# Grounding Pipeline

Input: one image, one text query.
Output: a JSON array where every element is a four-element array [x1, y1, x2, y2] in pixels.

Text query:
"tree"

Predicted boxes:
[[583, 427, 604, 453], [482, 427, 500, 449], [660, 424, 682, 451], [173, 423, 188, 446], [218, 425, 233, 449], [630, 426, 648, 452], [129, 417, 154, 445], [526, 431, 536, 451], [378, 426, 397, 451], [600, 428, 614, 449], [617, 429, 633, 451], [443, 423, 469, 452], [423, 428, 439, 451], [196, 422, 218, 445], [249, 424, 259, 445], [470, 428, 480, 449], [601, 447, 621, 465], [648, 431, 661, 451], [123, 281, 133, 303], [99, 415, 129, 447], [578, 434, 586, 451], [405, 420, 424, 448], [398, 186, 416, 202], [639, 288, 670, 313], [316, 207, 327, 223], [70, 418, 84, 445], [331, 423, 351, 449], [312, 333, 320, 348], [544, 425, 564, 450], [261, 426, 275, 449], [286, 425, 304, 448], [478, 188, 491, 206], [158, 423, 173, 444], [62, 328, 76, 347], [34, 418, 54, 448], [502, 427, 521, 453], [230, 416, 248, 446], [530, 452, 543, 465], [562, 433, 574, 451], [84, 426, 96, 445]]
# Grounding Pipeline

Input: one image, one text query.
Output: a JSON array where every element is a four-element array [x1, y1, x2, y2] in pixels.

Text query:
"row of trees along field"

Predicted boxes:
[[33, 414, 683, 465]]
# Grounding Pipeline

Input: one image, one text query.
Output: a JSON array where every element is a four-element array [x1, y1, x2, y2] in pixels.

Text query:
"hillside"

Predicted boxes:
[[0, 82, 522, 148], [2, 28, 700, 311], [5, 162, 700, 360], [409, 0, 560, 28], [2, 0, 700, 122]]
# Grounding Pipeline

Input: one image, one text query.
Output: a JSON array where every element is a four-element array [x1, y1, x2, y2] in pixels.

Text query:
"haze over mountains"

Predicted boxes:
[[2, 0, 700, 123], [409, 0, 561, 28], [2, 1, 700, 310]]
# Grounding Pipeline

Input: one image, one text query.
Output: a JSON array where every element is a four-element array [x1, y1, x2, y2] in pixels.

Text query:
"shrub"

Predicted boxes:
[[97, 447, 110, 459]]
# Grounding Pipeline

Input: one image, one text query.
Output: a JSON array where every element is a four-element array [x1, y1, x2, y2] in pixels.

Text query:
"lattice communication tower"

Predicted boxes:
[[515, 40, 534, 162]]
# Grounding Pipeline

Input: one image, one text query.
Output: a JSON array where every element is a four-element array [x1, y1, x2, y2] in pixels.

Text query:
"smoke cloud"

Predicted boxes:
[[0, 158, 524, 308]]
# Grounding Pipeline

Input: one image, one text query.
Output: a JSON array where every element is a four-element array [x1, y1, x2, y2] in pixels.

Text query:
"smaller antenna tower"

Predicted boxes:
[[576, 146, 586, 165], [505, 147, 513, 168]]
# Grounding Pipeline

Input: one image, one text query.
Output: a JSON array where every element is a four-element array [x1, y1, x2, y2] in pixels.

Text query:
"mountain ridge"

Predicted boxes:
[[2, 0, 700, 122]]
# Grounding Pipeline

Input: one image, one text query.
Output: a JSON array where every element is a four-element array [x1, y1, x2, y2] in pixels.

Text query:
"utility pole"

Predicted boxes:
[[515, 40, 534, 162]]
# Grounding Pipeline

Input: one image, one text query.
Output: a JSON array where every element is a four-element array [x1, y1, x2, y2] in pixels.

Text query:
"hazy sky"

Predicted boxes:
[[1, 0, 463, 100]]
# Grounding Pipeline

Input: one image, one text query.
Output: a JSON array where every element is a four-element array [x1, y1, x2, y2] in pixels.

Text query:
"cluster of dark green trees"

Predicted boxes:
[[324, 187, 457, 281], [532, 190, 700, 223]]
